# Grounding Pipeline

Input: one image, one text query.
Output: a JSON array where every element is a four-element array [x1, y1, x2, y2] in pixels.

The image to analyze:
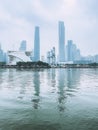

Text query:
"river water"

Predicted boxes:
[[0, 68, 98, 130]]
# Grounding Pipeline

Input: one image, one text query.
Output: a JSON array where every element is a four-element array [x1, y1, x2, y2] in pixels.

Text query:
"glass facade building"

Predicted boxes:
[[0, 44, 4, 62], [67, 40, 73, 61], [34, 26, 40, 61], [58, 21, 65, 62]]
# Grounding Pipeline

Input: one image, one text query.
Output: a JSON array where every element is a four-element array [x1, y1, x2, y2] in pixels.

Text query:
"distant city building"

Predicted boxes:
[[67, 40, 81, 61], [4, 53, 9, 63], [72, 44, 77, 61], [41, 56, 45, 62], [8, 51, 32, 65], [51, 47, 56, 64], [81, 55, 93, 62], [75, 49, 81, 61], [47, 51, 51, 64], [58, 21, 65, 62], [0, 44, 5, 62], [19, 40, 27, 51], [94, 55, 98, 63], [47, 47, 56, 64], [67, 40, 73, 61], [34, 26, 40, 61], [73, 60, 92, 64]]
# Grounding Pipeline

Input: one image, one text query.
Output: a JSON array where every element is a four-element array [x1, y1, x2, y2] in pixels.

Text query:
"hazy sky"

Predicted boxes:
[[0, 0, 98, 56]]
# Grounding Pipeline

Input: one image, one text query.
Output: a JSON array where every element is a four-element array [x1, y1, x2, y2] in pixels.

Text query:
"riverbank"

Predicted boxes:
[[0, 64, 98, 69], [0, 61, 51, 69], [52, 63, 98, 68], [0, 61, 98, 69]]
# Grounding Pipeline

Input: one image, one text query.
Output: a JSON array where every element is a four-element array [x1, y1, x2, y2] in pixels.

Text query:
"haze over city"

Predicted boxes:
[[0, 0, 98, 56]]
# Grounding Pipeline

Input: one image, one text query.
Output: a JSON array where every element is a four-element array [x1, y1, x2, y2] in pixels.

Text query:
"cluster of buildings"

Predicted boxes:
[[1, 26, 40, 65], [46, 21, 98, 65], [0, 21, 98, 65]]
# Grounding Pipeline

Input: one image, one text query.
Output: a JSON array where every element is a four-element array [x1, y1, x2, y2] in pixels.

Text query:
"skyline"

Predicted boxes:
[[0, 0, 98, 56]]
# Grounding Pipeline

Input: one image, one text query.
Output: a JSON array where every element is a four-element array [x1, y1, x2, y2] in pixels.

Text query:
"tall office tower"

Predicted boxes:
[[58, 21, 65, 62], [65, 45, 68, 61], [94, 55, 98, 63], [34, 26, 40, 61], [52, 47, 56, 64], [19, 40, 27, 51], [0, 44, 4, 62], [72, 44, 77, 61], [67, 40, 74, 61], [75, 49, 81, 60], [47, 51, 51, 64], [67, 40, 81, 61]]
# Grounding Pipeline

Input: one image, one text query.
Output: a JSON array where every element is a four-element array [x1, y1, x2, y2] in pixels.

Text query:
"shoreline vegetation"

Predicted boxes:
[[0, 61, 98, 69], [0, 61, 51, 69]]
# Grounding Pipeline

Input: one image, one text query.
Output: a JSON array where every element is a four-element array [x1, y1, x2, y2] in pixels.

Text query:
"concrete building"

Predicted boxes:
[[34, 26, 40, 61], [67, 40, 73, 61], [94, 55, 98, 63], [0, 44, 5, 62], [67, 40, 81, 62], [8, 51, 32, 65], [58, 21, 65, 62], [47, 47, 56, 65]]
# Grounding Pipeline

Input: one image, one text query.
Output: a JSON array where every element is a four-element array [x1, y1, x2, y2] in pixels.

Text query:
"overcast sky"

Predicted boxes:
[[0, 0, 98, 56]]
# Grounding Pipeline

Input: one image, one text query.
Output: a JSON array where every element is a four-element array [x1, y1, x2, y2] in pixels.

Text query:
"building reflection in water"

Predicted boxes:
[[32, 71, 40, 109], [57, 69, 67, 112], [17, 70, 31, 99], [51, 69, 56, 88], [46, 69, 56, 94], [57, 68, 81, 112], [66, 69, 81, 90], [46, 69, 52, 87], [8, 69, 15, 89], [7, 69, 30, 99]]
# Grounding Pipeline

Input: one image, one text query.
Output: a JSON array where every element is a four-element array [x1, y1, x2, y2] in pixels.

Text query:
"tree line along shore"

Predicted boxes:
[[0, 61, 51, 68], [0, 61, 98, 68]]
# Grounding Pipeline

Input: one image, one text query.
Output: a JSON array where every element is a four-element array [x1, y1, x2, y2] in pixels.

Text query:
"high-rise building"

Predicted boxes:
[[67, 40, 73, 61], [47, 47, 56, 64], [58, 21, 65, 62], [75, 49, 81, 60], [67, 40, 81, 61], [19, 40, 27, 51], [34, 26, 40, 61], [94, 55, 98, 63], [0, 44, 4, 62], [72, 44, 77, 60], [47, 51, 51, 64]]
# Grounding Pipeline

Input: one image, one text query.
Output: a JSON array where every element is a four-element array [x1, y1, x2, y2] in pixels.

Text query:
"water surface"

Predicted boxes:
[[0, 68, 98, 130]]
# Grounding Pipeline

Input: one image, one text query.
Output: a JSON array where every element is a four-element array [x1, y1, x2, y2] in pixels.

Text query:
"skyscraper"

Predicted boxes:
[[67, 40, 81, 61], [0, 44, 5, 62], [75, 49, 81, 60], [34, 26, 40, 61], [58, 21, 65, 62], [67, 40, 73, 61], [19, 40, 27, 51]]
